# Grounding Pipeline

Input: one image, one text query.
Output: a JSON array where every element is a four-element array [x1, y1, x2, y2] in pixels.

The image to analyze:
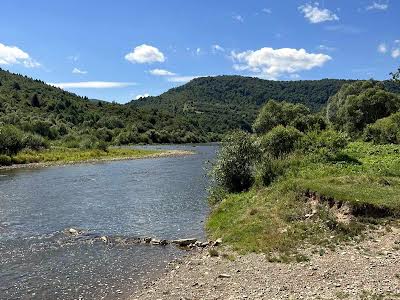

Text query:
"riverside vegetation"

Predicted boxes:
[[207, 77, 400, 262], [1, 67, 400, 167]]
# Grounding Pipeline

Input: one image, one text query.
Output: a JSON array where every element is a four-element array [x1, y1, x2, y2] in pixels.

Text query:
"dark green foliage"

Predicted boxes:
[[30, 93, 40, 107], [256, 155, 290, 186], [22, 133, 48, 150], [0, 154, 12, 166], [253, 100, 310, 134], [297, 129, 349, 161], [327, 81, 400, 136], [364, 112, 400, 144], [0, 125, 24, 155], [212, 130, 260, 193], [259, 125, 303, 158], [391, 66, 400, 82]]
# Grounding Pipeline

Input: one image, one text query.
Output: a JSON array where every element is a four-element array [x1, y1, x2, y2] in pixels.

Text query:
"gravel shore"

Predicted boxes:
[[131, 226, 400, 300]]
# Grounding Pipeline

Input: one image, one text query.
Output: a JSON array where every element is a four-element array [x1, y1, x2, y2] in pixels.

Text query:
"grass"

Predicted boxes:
[[207, 142, 400, 259], [4, 147, 164, 166]]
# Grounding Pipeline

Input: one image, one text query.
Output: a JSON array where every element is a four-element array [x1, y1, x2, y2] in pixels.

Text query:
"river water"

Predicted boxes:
[[0, 144, 217, 300]]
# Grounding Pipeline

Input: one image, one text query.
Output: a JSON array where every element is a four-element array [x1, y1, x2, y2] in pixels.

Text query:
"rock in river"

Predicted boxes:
[[171, 238, 197, 247]]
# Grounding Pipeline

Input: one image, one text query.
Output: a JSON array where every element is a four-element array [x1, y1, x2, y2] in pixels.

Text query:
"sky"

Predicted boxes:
[[0, 0, 399, 103]]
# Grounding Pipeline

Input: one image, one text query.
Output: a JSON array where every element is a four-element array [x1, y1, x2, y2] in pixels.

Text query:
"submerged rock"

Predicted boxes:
[[171, 238, 197, 247]]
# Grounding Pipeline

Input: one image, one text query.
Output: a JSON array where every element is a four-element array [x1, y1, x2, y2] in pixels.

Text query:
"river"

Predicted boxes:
[[0, 144, 217, 300]]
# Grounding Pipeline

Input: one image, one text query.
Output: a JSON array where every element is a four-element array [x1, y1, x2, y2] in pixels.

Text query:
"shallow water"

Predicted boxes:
[[0, 144, 217, 300]]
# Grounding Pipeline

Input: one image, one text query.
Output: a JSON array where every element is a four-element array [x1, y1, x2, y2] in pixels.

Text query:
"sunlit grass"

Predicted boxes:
[[9, 147, 162, 165], [207, 142, 400, 259]]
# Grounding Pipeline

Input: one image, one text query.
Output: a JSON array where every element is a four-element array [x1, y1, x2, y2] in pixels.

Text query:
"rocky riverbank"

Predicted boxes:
[[131, 225, 400, 300]]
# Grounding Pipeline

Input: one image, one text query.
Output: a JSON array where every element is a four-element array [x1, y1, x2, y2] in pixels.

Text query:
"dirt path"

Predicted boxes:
[[131, 226, 400, 300]]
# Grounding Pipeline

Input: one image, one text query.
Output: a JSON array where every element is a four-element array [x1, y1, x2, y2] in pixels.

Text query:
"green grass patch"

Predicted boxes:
[[207, 142, 400, 258], [8, 147, 162, 165]]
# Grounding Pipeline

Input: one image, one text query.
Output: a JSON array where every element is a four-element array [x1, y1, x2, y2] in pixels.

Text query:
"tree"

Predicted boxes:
[[390, 67, 400, 82], [326, 81, 400, 136], [253, 100, 310, 134], [31, 94, 40, 107], [0, 125, 24, 155]]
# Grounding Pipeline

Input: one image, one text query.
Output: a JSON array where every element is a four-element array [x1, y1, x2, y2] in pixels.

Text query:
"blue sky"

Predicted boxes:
[[0, 0, 399, 103]]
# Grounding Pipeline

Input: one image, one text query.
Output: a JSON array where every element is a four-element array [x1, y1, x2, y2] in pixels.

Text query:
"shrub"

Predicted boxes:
[[212, 130, 260, 193], [0, 155, 12, 166], [363, 112, 400, 144], [0, 125, 24, 155], [259, 125, 303, 158], [79, 135, 100, 150], [256, 156, 288, 186], [23, 133, 48, 150], [95, 140, 108, 152], [297, 129, 349, 161]]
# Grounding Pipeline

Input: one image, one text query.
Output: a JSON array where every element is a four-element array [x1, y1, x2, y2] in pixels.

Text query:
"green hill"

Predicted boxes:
[[132, 75, 400, 135]]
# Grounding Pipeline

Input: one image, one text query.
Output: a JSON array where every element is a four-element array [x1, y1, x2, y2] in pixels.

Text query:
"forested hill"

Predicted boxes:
[[134, 76, 356, 111], [1, 69, 400, 144], [131, 75, 400, 136]]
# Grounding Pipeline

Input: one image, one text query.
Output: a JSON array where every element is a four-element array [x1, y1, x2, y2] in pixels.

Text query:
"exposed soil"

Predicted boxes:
[[131, 226, 400, 300]]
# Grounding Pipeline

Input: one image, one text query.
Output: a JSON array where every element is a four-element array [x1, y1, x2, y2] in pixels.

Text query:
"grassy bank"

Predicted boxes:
[[207, 142, 400, 261], [0, 147, 179, 168]]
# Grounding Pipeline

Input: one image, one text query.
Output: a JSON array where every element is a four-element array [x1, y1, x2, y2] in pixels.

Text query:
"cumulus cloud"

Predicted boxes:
[[0, 42, 40, 68], [125, 44, 165, 64], [299, 3, 339, 23], [231, 47, 331, 79], [135, 93, 150, 100], [149, 68, 176, 76], [378, 43, 388, 54], [392, 48, 400, 59], [49, 81, 136, 89], [72, 67, 88, 74], [366, 2, 388, 11]]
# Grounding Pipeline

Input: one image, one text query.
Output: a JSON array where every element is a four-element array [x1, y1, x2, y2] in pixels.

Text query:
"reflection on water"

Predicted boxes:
[[0, 144, 217, 300]]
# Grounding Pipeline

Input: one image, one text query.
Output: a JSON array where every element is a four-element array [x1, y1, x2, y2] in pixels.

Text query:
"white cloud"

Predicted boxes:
[[299, 3, 339, 23], [196, 48, 201, 55], [0, 42, 40, 68], [167, 76, 201, 83], [72, 67, 88, 74], [49, 81, 137, 89], [262, 8, 272, 14], [149, 68, 176, 76], [392, 48, 400, 59], [125, 44, 165, 64], [366, 2, 388, 11], [135, 93, 150, 100], [378, 43, 387, 54], [211, 44, 225, 53], [233, 15, 244, 23], [317, 44, 336, 52], [231, 47, 331, 79]]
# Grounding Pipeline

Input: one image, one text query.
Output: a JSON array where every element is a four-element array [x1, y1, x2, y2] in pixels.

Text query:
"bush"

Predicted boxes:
[[212, 130, 260, 193], [363, 112, 400, 144], [297, 129, 349, 161], [0, 154, 12, 166], [259, 125, 303, 158], [95, 140, 108, 152], [0, 125, 24, 155], [23, 133, 48, 150]]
